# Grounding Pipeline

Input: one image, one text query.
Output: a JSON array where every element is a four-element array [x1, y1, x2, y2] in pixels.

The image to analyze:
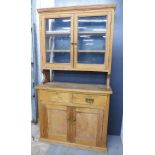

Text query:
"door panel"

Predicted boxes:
[[40, 104, 69, 142], [74, 12, 111, 71], [47, 106, 67, 141], [41, 14, 74, 69], [76, 111, 98, 146], [39, 103, 48, 138], [72, 107, 104, 146], [39, 104, 106, 146]]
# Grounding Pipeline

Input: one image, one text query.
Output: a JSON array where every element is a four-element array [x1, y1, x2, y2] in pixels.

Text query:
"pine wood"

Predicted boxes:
[[37, 82, 111, 151], [78, 31, 106, 34], [106, 74, 111, 89], [46, 50, 70, 52], [36, 82, 112, 94], [45, 104, 68, 142], [42, 70, 50, 84], [38, 90, 72, 103], [46, 50, 105, 53], [38, 4, 115, 73], [73, 11, 112, 71], [37, 4, 116, 13], [78, 50, 105, 53], [36, 4, 116, 152], [40, 13, 74, 69], [72, 107, 101, 146], [108, 9, 115, 73], [46, 31, 70, 35], [72, 93, 107, 106], [40, 138, 107, 152]]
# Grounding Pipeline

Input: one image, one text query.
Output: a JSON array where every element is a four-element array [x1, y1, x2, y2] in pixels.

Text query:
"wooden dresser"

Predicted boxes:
[[36, 4, 116, 152]]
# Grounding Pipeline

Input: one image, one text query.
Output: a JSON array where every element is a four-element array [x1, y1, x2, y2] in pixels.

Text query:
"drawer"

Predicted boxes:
[[38, 90, 72, 103], [73, 93, 107, 106]]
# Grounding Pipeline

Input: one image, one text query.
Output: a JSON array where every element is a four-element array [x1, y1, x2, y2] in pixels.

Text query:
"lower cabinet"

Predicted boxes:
[[39, 103, 107, 148], [37, 83, 111, 151], [39, 104, 69, 142], [72, 107, 104, 147]]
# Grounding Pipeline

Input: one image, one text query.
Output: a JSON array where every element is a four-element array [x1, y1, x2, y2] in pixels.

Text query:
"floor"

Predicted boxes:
[[32, 124, 123, 155]]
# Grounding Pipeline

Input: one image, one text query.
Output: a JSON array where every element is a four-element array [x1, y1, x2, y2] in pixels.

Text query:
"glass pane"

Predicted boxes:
[[78, 52, 104, 64], [45, 17, 71, 64], [46, 35, 70, 50], [46, 52, 70, 63], [78, 34, 106, 50], [46, 18, 71, 32], [77, 16, 106, 64], [78, 16, 107, 32]]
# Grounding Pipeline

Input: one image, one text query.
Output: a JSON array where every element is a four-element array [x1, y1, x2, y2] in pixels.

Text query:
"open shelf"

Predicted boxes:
[[46, 50, 70, 52], [46, 31, 70, 35], [46, 50, 105, 53], [78, 30, 106, 35], [78, 50, 105, 53]]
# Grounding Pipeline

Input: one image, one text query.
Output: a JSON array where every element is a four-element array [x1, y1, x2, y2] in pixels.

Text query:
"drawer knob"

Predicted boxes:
[[85, 98, 94, 104]]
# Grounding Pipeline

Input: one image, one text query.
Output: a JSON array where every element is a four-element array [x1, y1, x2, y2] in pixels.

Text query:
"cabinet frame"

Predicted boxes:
[[38, 97, 110, 150], [39, 8, 114, 73], [74, 11, 112, 71], [37, 4, 116, 152], [40, 13, 74, 69], [37, 81, 112, 151]]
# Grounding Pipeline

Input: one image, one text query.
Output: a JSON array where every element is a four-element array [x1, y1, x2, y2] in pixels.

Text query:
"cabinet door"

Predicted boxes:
[[74, 12, 112, 71], [39, 104, 70, 142], [40, 14, 74, 69], [72, 107, 104, 147]]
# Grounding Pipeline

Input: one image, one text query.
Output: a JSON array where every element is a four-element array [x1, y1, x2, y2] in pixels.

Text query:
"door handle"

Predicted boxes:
[[85, 98, 94, 104]]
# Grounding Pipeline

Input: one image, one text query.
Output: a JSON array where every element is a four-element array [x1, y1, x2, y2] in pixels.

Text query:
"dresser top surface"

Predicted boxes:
[[36, 82, 112, 94], [37, 4, 116, 13]]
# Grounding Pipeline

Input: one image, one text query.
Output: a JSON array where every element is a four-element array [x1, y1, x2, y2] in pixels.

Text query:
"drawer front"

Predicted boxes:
[[73, 93, 107, 106], [38, 90, 72, 103]]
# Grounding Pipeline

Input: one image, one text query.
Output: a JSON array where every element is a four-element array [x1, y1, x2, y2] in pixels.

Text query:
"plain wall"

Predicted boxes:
[[54, 0, 123, 135]]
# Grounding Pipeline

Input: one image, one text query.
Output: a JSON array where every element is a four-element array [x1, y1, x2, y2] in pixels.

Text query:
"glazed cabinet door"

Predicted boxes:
[[74, 12, 112, 71], [39, 104, 70, 142], [40, 14, 74, 69], [72, 107, 105, 147]]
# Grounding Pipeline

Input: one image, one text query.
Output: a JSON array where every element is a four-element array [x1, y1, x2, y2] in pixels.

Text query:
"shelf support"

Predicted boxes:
[[50, 70, 54, 82], [42, 69, 50, 84], [106, 73, 110, 88]]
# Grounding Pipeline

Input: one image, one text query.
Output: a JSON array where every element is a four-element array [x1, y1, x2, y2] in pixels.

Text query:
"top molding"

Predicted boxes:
[[37, 4, 116, 13]]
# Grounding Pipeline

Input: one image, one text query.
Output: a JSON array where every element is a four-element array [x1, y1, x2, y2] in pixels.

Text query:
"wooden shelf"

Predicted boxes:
[[46, 50, 70, 52], [46, 50, 105, 53], [78, 31, 106, 35], [46, 31, 70, 35], [46, 31, 106, 35], [78, 50, 105, 53]]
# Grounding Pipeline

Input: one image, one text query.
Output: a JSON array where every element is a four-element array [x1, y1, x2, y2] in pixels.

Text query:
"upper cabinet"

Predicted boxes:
[[38, 5, 115, 73]]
